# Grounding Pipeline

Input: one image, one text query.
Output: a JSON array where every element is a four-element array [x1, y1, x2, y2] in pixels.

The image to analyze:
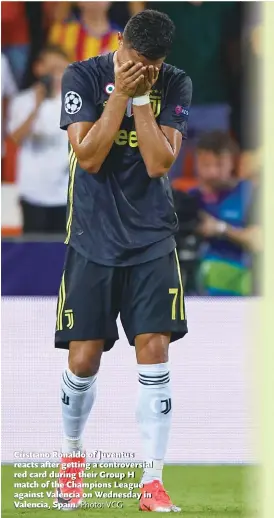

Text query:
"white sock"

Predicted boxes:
[[136, 362, 172, 484], [61, 367, 97, 454]]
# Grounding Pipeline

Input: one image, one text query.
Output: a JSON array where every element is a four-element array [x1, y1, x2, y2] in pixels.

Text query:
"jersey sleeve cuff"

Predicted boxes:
[[60, 115, 98, 130], [159, 120, 188, 139]]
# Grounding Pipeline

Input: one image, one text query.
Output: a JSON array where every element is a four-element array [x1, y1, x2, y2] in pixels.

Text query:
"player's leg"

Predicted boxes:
[[61, 339, 104, 455], [54, 246, 119, 509], [55, 339, 103, 510], [121, 250, 187, 512], [135, 332, 181, 512], [135, 332, 171, 484]]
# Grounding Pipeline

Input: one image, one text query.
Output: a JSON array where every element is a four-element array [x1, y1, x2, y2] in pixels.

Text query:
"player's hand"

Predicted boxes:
[[114, 53, 145, 98], [133, 65, 159, 96]]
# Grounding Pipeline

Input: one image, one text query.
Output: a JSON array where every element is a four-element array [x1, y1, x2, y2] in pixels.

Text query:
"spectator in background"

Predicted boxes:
[[151, 1, 242, 180], [1, 1, 31, 86], [191, 131, 259, 296], [1, 53, 17, 161], [7, 45, 69, 234], [45, 2, 145, 34], [1, 1, 46, 88], [49, 1, 121, 62], [2, 2, 47, 185], [43, 2, 74, 29]]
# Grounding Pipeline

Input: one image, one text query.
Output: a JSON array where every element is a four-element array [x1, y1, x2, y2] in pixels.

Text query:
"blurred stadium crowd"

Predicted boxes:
[[1, 1, 262, 296]]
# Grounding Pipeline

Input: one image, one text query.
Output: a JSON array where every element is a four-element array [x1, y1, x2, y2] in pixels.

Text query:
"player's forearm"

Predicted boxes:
[[76, 91, 128, 173], [133, 104, 175, 178]]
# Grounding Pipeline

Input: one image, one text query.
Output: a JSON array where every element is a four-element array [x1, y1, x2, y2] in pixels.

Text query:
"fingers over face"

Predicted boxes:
[[124, 68, 145, 85], [119, 60, 135, 72], [123, 62, 144, 78]]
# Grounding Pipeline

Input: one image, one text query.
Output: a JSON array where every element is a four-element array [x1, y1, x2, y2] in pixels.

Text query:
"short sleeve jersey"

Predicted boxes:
[[60, 52, 192, 266]]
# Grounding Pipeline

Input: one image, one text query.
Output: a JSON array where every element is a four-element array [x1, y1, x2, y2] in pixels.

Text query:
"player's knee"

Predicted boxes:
[[68, 340, 104, 377], [135, 333, 170, 364]]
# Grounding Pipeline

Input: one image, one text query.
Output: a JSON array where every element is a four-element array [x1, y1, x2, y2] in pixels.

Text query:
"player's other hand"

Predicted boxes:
[[114, 53, 145, 98], [134, 65, 159, 97]]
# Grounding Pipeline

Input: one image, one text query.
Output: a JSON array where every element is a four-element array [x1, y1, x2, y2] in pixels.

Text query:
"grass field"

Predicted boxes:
[[1, 464, 258, 518]]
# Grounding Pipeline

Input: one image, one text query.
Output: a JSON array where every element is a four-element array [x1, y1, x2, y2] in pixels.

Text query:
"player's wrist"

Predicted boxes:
[[112, 89, 129, 101], [132, 94, 150, 106]]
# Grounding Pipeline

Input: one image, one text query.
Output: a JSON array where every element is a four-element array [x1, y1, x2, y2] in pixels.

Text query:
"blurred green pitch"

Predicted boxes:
[[1, 465, 257, 517]]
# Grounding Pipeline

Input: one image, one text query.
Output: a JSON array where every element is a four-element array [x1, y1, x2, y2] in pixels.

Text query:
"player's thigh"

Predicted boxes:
[[55, 246, 119, 352], [120, 250, 188, 347]]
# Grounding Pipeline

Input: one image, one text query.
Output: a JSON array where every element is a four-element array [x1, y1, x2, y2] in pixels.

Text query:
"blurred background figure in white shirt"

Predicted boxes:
[[1, 53, 17, 160], [7, 45, 69, 234]]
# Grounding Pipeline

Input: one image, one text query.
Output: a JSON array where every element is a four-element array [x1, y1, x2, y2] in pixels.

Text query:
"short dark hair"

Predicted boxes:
[[197, 131, 238, 156], [123, 9, 175, 60]]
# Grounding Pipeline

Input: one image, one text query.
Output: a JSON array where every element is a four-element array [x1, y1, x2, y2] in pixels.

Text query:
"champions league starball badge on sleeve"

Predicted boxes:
[[64, 91, 83, 115]]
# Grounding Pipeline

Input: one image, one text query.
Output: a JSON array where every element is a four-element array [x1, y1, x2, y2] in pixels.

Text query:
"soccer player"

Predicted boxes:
[[55, 9, 192, 512]]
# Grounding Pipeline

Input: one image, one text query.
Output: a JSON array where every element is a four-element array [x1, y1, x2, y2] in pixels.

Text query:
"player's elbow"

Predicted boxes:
[[147, 155, 175, 178], [78, 157, 100, 174]]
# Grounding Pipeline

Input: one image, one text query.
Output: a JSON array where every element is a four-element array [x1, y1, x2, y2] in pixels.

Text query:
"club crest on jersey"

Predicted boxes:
[[103, 90, 162, 119], [149, 91, 161, 118], [124, 91, 162, 118], [105, 83, 115, 95]]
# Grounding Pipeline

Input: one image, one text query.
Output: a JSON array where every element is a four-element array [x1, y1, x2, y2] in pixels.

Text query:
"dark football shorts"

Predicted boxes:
[[55, 246, 188, 351]]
